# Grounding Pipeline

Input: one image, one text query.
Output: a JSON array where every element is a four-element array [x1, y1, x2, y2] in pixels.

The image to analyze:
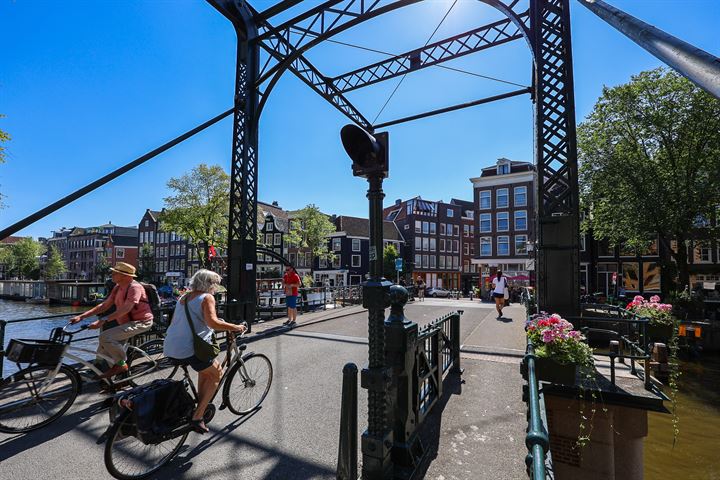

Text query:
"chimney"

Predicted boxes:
[[395, 199, 401, 206], [272, 201, 279, 207]]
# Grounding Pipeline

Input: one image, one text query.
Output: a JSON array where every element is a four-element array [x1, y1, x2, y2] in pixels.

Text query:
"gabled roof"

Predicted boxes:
[[147, 210, 163, 222], [335, 216, 403, 241], [0, 235, 28, 245]]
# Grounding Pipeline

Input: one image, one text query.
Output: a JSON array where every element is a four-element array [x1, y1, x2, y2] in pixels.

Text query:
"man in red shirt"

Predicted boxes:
[[282, 265, 302, 326], [70, 262, 154, 378]]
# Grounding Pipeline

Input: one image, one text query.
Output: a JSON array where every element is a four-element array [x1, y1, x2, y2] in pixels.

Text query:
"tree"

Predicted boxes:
[[6, 238, 43, 279], [286, 204, 336, 270], [160, 164, 230, 268], [383, 243, 400, 280], [137, 243, 155, 282], [94, 255, 111, 282], [44, 245, 67, 280], [578, 68, 720, 290]]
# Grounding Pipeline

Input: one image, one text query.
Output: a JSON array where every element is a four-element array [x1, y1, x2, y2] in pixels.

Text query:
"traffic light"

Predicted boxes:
[[340, 124, 389, 179]]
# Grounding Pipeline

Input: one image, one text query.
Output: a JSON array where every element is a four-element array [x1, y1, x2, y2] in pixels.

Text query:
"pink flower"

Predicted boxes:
[[633, 295, 645, 303], [649, 295, 661, 303], [542, 330, 556, 343]]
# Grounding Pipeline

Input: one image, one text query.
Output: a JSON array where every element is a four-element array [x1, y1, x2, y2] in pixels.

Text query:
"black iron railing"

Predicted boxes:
[[523, 336, 551, 479]]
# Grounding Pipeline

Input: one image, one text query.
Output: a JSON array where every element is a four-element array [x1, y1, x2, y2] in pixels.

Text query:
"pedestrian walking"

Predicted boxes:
[[417, 277, 426, 301], [283, 265, 302, 326], [491, 270, 509, 319]]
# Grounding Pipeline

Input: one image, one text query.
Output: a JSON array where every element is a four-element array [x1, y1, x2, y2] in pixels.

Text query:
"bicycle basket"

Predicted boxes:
[[5, 339, 66, 365]]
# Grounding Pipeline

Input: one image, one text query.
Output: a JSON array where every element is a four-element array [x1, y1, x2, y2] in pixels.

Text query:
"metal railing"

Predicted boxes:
[[523, 336, 550, 479], [416, 310, 462, 424], [254, 285, 363, 321], [571, 303, 653, 390]]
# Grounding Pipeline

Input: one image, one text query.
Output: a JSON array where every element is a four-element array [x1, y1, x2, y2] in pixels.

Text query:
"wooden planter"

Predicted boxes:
[[646, 323, 674, 344]]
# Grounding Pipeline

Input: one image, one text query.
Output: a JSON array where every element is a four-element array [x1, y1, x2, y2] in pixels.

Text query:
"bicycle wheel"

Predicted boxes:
[[223, 353, 273, 415], [0, 364, 79, 433], [126, 339, 177, 386], [104, 410, 188, 480]]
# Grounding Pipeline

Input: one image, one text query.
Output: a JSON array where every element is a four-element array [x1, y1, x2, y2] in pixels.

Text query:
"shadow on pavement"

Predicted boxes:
[[413, 372, 464, 479]]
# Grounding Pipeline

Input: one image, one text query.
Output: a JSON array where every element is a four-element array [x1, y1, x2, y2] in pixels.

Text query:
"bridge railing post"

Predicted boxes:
[[337, 363, 358, 480], [451, 311, 462, 374]]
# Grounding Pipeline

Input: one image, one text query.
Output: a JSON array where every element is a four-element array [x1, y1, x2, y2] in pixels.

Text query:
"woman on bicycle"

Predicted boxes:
[[163, 269, 246, 433]]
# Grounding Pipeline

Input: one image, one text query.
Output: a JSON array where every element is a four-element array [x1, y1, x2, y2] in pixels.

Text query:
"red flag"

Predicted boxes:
[[208, 245, 217, 259]]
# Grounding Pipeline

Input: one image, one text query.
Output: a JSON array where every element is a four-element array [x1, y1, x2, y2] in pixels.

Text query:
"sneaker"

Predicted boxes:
[[98, 363, 129, 379]]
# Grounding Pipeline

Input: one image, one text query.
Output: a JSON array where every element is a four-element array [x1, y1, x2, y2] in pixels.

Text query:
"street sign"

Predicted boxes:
[[395, 258, 403, 271]]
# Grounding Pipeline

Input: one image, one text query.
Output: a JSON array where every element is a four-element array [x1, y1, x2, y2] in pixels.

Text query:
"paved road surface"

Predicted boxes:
[[1, 299, 528, 480]]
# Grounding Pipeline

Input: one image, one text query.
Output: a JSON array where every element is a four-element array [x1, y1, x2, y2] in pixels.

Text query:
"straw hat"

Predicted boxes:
[[110, 262, 137, 277]]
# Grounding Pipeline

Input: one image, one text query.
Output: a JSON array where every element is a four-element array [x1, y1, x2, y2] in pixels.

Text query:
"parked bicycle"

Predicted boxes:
[[103, 328, 273, 480], [0, 321, 165, 433]]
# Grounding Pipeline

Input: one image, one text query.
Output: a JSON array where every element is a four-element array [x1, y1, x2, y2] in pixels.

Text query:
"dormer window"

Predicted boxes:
[[497, 161, 510, 175]]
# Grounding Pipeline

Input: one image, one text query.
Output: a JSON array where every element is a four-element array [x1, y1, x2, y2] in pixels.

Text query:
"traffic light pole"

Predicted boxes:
[[361, 174, 394, 479]]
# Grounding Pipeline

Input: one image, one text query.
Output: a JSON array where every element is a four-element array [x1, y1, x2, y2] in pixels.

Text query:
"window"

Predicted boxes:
[[333, 238, 341, 251], [429, 256, 436, 268], [447, 209, 454, 217], [422, 255, 429, 269], [496, 188, 509, 208], [274, 233, 282, 245], [515, 235, 528, 255], [422, 222, 429, 234], [514, 210, 527, 231], [514, 186, 527, 207], [415, 237, 422, 250], [480, 237, 492, 256], [439, 256, 446, 268], [440, 224, 446, 235], [429, 238, 436, 251], [453, 256, 459, 269], [453, 225, 459, 237], [352, 255, 361, 267], [332, 256, 340, 268], [480, 214, 492, 233], [266, 222, 273, 231], [352, 239, 361, 252], [429, 222, 436, 234], [695, 243, 712, 263], [447, 223, 453, 235], [465, 210, 474, 219], [479, 190, 491, 209], [497, 236, 510, 256], [440, 239, 445, 252], [144, 220, 149, 227], [497, 163, 510, 174], [319, 257, 327, 268], [306, 252, 312, 266], [463, 225, 469, 237], [265, 233, 273, 245], [497, 212, 509, 231], [415, 221, 421, 233], [422, 238, 429, 251], [454, 240, 460, 253], [580, 234, 586, 252], [415, 254, 422, 268]]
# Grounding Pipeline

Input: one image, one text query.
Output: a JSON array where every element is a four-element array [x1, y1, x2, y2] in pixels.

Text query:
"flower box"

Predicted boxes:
[[646, 323, 674, 344], [534, 357, 578, 386]]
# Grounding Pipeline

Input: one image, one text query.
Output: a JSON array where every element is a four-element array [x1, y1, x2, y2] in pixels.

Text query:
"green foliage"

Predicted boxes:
[[94, 255, 111, 282], [44, 245, 67, 280], [160, 164, 230, 268], [4, 238, 43, 279], [382, 243, 400, 280], [578, 68, 720, 287], [286, 205, 336, 269], [301, 274, 313, 288], [137, 243, 155, 282]]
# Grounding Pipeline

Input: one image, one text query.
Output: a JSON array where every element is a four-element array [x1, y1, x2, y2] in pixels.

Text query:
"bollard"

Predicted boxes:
[[337, 363, 358, 480], [609, 340, 619, 386], [451, 311, 462, 374]]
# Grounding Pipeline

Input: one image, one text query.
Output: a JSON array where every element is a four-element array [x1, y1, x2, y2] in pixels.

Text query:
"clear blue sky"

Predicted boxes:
[[1, 0, 718, 239]]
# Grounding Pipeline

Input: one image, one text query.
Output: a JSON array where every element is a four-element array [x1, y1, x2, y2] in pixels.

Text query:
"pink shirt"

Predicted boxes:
[[110, 281, 154, 324]]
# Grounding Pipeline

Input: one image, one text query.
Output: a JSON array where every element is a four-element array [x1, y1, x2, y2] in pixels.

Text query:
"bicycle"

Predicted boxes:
[[0, 321, 167, 433], [103, 328, 273, 480]]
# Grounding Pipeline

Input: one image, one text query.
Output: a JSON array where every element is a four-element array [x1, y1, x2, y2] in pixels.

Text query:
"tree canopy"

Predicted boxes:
[[160, 164, 230, 268], [2, 238, 43, 279], [44, 245, 67, 280], [286, 204, 336, 269], [578, 68, 720, 288], [383, 243, 400, 280]]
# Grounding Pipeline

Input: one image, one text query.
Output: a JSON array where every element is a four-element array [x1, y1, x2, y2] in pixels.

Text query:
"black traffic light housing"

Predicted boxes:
[[340, 124, 389, 179]]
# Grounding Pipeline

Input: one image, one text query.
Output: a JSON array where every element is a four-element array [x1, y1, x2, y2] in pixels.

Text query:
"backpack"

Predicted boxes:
[[137, 282, 162, 320]]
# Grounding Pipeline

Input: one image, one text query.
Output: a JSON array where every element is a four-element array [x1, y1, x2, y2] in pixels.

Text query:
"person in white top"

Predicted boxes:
[[491, 270, 508, 319]]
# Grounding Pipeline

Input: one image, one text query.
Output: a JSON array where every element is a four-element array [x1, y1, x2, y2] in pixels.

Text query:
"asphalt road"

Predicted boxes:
[[1, 298, 528, 480]]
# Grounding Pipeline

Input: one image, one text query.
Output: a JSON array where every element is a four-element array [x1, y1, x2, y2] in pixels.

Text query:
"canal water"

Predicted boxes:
[[1, 300, 718, 478]]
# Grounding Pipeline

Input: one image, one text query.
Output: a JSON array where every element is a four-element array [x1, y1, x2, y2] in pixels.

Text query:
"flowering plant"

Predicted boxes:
[[526, 312, 594, 368], [625, 295, 675, 326]]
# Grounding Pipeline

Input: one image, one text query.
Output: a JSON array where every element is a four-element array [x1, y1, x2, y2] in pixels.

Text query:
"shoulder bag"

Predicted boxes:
[[182, 295, 220, 362]]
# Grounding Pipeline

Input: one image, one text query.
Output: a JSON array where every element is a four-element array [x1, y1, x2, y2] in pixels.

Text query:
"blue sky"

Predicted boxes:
[[1, 0, 718, 239]]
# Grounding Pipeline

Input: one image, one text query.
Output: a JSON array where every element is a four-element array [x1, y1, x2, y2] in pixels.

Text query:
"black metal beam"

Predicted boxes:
[[373, 88, 530, 129], [0, 108, 234, 241], [331, 13, 528, 93], [254, 0, 306, 23]]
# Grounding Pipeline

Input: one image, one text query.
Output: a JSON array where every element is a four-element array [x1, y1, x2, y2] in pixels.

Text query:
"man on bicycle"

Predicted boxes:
[[70, 262, 153, 379]]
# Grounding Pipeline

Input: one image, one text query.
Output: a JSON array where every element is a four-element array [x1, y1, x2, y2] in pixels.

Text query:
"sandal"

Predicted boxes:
[[190, 418, 209, 434]]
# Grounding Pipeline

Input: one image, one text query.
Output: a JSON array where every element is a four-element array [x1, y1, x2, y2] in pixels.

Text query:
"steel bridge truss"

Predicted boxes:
[[210, 0, 580, 320]]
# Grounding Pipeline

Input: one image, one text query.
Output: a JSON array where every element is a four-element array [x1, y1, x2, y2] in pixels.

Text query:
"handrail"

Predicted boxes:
[[524, 337, 550, 479]]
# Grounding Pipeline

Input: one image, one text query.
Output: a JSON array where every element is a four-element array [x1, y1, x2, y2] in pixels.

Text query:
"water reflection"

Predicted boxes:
[[645, 354, 720, 480]]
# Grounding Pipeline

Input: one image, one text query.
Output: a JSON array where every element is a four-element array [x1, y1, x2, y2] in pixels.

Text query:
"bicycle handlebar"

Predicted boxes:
[[62, 322, 91, 334]]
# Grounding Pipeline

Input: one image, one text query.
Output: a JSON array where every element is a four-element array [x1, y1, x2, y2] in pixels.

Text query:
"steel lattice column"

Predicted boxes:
[[531, 0, 580, 317], [209, 0, 260, 325]]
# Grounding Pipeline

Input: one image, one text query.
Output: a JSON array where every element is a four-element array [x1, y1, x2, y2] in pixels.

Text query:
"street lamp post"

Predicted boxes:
[[341, 125, 394, 479]]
